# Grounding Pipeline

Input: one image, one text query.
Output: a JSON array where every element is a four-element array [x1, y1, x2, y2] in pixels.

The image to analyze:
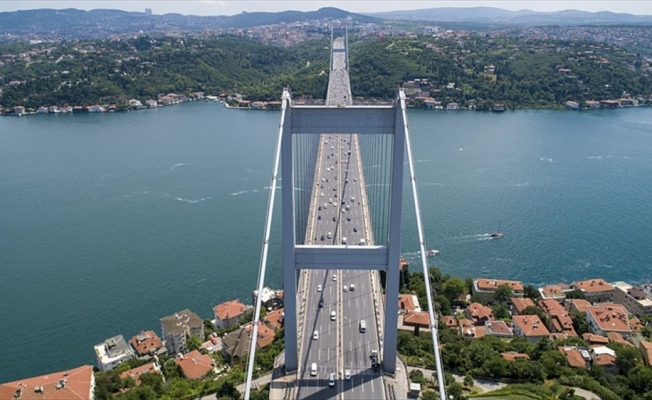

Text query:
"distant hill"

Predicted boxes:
[[0, 7, 378, 40], [366, 7, 652, 25]]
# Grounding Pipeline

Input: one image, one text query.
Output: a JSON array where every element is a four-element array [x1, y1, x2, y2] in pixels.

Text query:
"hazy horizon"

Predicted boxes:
[[1, 1, 651, 17]]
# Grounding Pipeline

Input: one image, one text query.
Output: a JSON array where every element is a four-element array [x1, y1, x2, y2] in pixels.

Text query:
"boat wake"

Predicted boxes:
[[175, 197, 210, 203], [539, 157, 554, 163], [167, 163, 189, 172]]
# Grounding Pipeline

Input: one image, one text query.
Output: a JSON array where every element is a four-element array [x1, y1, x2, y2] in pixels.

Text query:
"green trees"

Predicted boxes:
[[187, 335, 202, 351], [494, 284, 514, 304], [442, 277, 467, 302]]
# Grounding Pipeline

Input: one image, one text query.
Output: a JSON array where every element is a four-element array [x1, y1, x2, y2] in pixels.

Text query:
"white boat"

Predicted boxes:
[[428, 249, 440, 256]]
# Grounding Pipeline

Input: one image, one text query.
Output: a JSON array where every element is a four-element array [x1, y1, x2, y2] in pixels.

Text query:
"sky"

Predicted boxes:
[[1, 1, 651, 17]]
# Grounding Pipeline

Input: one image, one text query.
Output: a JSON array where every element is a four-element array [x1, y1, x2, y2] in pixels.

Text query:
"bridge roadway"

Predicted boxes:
[[295, 37, 385, 400]]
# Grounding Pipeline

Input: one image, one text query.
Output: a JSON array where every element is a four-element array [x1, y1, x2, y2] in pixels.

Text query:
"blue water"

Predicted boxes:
[[1, 103, 652, 381]]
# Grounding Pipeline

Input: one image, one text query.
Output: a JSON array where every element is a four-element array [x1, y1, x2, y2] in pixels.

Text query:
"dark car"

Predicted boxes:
[[319, 298, 324, 308], [347, 217, 351, 221], [321, 235, 325, 241], [318, 215, 322, 220]]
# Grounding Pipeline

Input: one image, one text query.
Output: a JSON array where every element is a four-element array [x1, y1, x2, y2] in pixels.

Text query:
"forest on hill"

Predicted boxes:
[[1, 33, 650, 110]]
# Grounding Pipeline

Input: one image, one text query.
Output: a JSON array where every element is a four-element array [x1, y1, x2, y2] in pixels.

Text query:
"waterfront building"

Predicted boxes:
[[539, 283, 573, 302], [160, 309, 204, 355], [13, 106, 25, 116], [472, 278, 524, 303], [512, 315, 550, 343], [612, 281, 652, 318], [175, 350, 215, 379], [585, 305, 631, 338], [252, 287, 283, 310], [571, 278, 615, 303], [0, 365, 95, 400], [94, 335, 134, 371], [213, 300, 250, 330], [129, 330, 163, 357]]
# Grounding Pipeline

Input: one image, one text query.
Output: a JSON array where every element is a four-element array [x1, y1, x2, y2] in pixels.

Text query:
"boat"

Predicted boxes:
[[428, 249, 440, 256], [490, 221, 504, 239]]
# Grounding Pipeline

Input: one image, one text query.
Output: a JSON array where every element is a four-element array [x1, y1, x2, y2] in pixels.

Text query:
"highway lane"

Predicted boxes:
[[296, 36, 384, 400]]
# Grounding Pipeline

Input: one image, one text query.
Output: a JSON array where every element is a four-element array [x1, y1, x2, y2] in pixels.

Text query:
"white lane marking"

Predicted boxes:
[[350, 340, 352, 351], [372, 379, 375, 393], [318, 347, 321, 361]]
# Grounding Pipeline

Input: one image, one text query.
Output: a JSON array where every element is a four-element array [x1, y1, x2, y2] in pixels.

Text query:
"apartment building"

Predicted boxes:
[[160, 309, 204, 355], [472, 278, 524, 303], [613, 281, 652, 318], [572, 278, 615, 303], [94, 335, 134, 371]]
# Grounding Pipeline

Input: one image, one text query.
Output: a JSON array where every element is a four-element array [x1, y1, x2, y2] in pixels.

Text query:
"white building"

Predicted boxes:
[[94, 335, 134, 371]]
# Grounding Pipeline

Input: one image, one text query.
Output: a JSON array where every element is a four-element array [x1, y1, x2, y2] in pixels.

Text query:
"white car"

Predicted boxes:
[[332, 274, 337, 281], [345, 370, 351, 380], [329, 373, 335, 387], [317, 284, 322, 292], [343, 285, 348, 292], [313, 330, 319, 340]]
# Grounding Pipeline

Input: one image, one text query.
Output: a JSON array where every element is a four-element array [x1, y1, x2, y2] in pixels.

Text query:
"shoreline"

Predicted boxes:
[[5, 100, 649, 117]]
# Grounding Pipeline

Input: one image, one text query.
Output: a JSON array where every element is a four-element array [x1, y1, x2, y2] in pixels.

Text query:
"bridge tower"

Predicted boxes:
[[280, 92, 409, 374]]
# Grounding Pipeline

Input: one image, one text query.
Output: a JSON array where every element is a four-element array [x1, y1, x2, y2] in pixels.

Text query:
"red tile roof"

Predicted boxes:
[[441, 316, 459, 328], [263, 309, 284, 331], [0, 365, 94, 400], [586, 306, 631, 334], [573, 279, 614, 293], [484, 320, 513, 336], [175, 350, 215, 379], [539, 299, 577, 336], [398, 294, 419, 312], [120, 362, 161, 386], [501, 352, 530, 361], [256, 323, 276, 349], [403, 311, 431, 327], [512, 315, 551, 337], [476, 278, 524, 292], [214, 300, 249, 321], [582, 333, 609, 345], [468, 302, 494, 323], [606, 332, 634, 347], [129, 330, 162, 356], [511, 297, 535, 313], [558, 347, 587, 368], [567, 299, 592, 313]]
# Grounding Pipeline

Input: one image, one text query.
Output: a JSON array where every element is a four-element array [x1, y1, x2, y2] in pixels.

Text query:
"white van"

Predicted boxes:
[[359, 238, 366, 245], [311, 363, 317, 376], [342, 237, 347, 244], [330, 310, 336, 321], [359, 320, 366, 333], [327, 232, 332, 239]]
